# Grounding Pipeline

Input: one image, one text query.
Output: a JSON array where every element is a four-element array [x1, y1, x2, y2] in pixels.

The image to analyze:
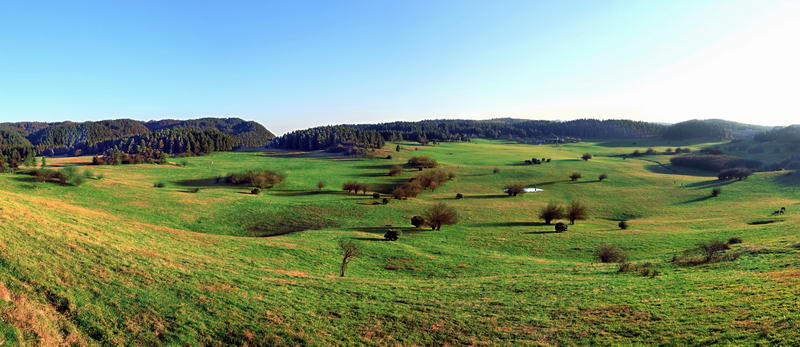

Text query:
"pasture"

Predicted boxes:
[[0, 139, 798, 345]]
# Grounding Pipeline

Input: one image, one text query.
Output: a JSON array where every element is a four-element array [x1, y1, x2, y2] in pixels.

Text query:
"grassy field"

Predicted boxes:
[[0, 139, 798, 345]]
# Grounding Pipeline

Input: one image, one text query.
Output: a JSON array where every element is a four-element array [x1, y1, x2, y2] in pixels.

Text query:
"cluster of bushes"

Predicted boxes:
[[407, 156, 438, 169], [226, 170, 285, 189], [92, 148, 167, 165], [343, 181, 370, 194], [392, 169, 453, 199], [524, 157, 551, 165], [670, 154, 762, 172], [29, 166, 88, 186], [539, 201, 588, 225], [717, 167, 753, 180], [618, 262, 659, 277], [628, 147, 691, 157], [409, 203, 458, 230]]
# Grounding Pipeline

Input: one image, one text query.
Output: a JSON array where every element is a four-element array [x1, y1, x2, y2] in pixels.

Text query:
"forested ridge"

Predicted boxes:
[[0, 117, 273, 157], [273, 118, 666, 150]]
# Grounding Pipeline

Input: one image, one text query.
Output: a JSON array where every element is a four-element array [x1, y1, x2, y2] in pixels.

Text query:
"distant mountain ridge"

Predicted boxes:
[[0, 117, 274, 156]]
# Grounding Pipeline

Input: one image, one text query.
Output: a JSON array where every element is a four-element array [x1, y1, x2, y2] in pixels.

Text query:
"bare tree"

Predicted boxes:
[[539, 202, 564, 224], [338, 239, 360, 277], [567, 200, 588, 225], [317, 181, 326, 191], [504, 183, 525, 197]]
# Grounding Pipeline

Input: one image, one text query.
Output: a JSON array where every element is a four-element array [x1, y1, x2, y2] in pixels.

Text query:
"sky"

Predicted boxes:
[[0, 0, 798, 134]]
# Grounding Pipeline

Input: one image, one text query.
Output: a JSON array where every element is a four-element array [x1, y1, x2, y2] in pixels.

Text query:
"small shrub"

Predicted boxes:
[[596, 244, 627, 263], [455, 193, 463, 199], [251, 188, 261, 195], [381, 198, 389, 205], [618, 221, 629, 230], [569, 172, 582, 181], [372, 193, 381, 199], [384, 229, 400, 241], [554, 222, 568, 232], [411, 216, 426, 228], [598, 173, 608, 181], [388, 166, 403, 176], [317, 181, 326, 191], [728, 237, 743, 244], [581, 153, 593, 161], [493, 168, 500, 174], [154, 182, 166, 188], [711, 188, 722, 197], [619, 262, 659, 277]]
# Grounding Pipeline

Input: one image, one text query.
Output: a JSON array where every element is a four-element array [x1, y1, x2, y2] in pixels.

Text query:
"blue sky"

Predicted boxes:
[[0, 0, 797, 134]]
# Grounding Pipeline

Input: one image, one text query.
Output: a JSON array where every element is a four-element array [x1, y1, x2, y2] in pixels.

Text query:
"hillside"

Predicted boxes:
[[0, 117, 274, 156], [0, 139, 798, 344]]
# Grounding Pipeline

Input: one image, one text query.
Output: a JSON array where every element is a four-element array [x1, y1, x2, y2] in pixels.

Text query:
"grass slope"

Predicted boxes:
[[0, 139, 799, 345]]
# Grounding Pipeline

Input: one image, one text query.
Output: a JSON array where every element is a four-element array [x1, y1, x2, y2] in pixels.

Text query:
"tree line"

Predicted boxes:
[[271, 118, 668, 151]]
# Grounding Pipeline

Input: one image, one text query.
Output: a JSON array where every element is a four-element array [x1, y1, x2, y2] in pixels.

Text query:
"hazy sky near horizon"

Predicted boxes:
[[0, 0, 798, 134]]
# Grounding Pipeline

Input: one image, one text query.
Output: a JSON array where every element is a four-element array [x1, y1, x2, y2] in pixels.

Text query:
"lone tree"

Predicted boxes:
[[598, 173, 608, 181], [569, 172, 582, 181], [338, 239, 360, 277], [711, 187, 722, 197], [618, 221, 629, 230], [388, 165, 403, 176], [423, 203, 458, 230], [492, 168, 500, 174], [581, 153, 593, 161], [411, 215, 426, 228], [567, 200, 588, 225], [539, 202, 565, 224], [504, 183, 525, 197], [317, 181, 326, 191]]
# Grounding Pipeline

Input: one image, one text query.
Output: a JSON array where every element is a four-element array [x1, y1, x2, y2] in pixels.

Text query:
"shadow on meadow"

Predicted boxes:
[[643, 163, 717, 177], [775, 171, 800, 186], [471, 222, 549, 227], [685, 179, 735, 189]]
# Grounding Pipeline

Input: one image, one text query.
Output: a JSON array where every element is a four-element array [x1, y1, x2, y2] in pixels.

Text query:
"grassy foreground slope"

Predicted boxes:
[[0, 139, 799, 345]]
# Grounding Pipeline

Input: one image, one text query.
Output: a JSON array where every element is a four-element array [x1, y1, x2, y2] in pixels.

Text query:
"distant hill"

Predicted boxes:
[[0, 117, 274, 157], [662, 119, 771, 140], [272, 118, 667, 151]]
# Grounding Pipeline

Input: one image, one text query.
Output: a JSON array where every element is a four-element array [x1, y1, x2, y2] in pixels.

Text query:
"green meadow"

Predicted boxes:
[[0, 139, 798, 345]]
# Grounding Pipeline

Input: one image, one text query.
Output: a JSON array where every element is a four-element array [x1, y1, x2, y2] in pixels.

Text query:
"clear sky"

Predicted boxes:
[[0, 0, 797, 134]]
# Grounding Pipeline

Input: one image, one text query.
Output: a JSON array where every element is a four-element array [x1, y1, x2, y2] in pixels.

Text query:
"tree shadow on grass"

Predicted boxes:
[[534, 180, 571, 186], [468, 194, 509, 199], [644, 164, 717, 177], [678, 195, 715, 204], [351, 227, 422, 234], [471, 222, 549, 227], [173, 177, 228, 187], [685, 179, 735, 189], [524, 230, 561, 234], [272, 190, 338, 196]]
